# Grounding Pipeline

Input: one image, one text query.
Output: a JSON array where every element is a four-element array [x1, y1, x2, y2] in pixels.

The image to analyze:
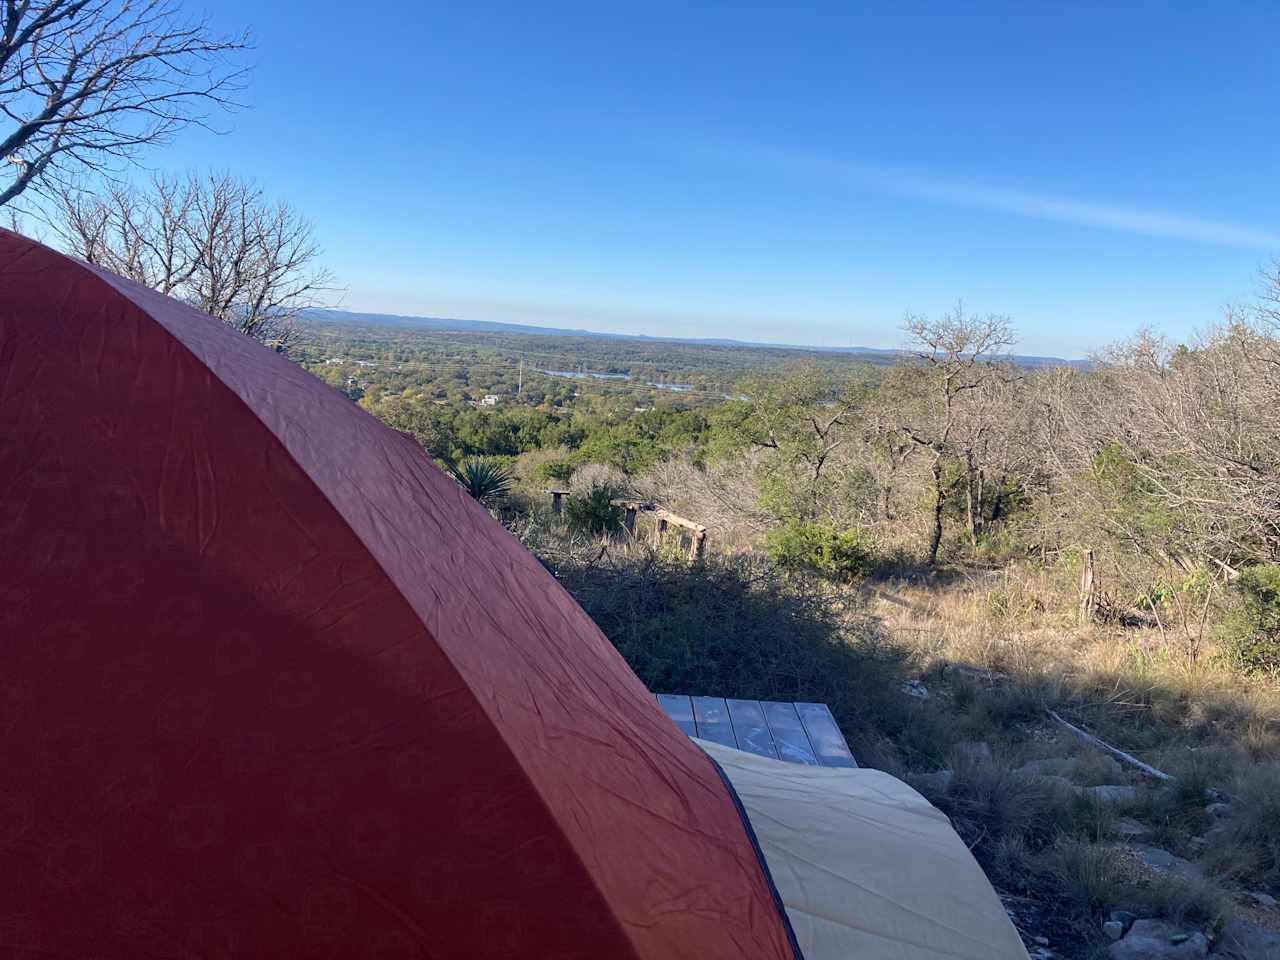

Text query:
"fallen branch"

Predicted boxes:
[[1046, 709, 1173, 782]]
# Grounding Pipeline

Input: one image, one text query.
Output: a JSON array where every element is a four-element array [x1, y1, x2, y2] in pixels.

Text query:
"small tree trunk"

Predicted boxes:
[[927, 458, 945, 566], [1078, 549, 1096, 626], [990, 485, 1005, 525], [689, 529, 707, 563], [964, 452, 979, 550]]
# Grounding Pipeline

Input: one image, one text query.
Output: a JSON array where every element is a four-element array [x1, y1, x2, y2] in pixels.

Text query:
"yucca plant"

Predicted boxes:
[[449, 458, 513, 508]]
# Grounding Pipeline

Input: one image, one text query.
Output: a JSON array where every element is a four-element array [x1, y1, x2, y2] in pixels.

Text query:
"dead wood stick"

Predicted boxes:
[[1046, 709, 1173, 782]]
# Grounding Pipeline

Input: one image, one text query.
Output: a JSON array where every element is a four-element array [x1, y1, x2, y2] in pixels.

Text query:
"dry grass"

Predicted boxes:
[[1203, 762, 1280, 890], [869, 565, 1280, 767], [862, 561, 1279, 953]]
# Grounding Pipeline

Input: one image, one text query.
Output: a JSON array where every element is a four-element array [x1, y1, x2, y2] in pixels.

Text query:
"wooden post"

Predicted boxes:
[[547, 489, 569, 515], [653, 516, 668, 548], [689, 527, 707, 562], [1078, 549, 1096, 626]]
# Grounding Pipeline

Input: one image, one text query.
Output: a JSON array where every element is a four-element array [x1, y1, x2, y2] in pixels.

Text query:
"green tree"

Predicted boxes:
[[715, 363, 872, 523]]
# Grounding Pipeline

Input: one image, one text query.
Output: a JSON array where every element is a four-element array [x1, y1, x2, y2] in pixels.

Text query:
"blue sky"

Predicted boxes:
[[155, 1, 1279, 357]]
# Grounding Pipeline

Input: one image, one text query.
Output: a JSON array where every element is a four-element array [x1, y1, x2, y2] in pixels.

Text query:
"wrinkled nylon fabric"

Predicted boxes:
[[0, 229, 797, 960], [699, 739, 1031, 960]]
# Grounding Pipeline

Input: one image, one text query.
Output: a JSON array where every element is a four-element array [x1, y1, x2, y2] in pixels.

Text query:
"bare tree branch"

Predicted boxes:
[[53, 171, 338, 352], [0, 0, 250, 206]]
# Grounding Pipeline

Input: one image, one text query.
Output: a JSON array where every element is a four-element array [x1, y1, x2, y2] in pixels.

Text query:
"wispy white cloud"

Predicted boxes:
[[680, 132, 1280, 251], [866, 169, 1280, 250]]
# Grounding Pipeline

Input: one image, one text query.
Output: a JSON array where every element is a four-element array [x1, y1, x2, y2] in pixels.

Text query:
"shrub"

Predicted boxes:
[[917, 749, 1058, 866], [1049, 838, 1128, 921], [764, 521, 873, 582], [532, 459, 575, 486], [564, 480, 625, 537], [1205, 761, 1280, 889], [548, 550, 915, 756], [448, 458, 513, 507], [1221, 563, 1280, 671]]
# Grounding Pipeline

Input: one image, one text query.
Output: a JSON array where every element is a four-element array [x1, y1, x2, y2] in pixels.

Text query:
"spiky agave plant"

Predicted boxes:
[[449, 458, 513, 508]]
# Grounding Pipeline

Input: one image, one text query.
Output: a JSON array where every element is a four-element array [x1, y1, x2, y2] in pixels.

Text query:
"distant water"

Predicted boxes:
[[540, 369, 631, 381], [540, 369, 698, 392]]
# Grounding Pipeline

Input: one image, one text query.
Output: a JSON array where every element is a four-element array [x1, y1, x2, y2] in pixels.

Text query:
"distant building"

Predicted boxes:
[[479, 395, 500, 407], [324, 357, 346, 365]]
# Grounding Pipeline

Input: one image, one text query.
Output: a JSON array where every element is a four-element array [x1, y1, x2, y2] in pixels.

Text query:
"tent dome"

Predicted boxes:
[[0, 229, 797, 959], [0, 229, 1027, 960]]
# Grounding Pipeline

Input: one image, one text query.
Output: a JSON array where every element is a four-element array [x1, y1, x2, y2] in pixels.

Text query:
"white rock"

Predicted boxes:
[[1087, 784, 1139, 805], [901, 679, 929, 699], [1108, 920, 1207, 960], [1130, 844, 1204, 881]]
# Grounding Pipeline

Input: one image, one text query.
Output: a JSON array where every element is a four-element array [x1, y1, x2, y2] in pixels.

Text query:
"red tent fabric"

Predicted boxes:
[[0, 229, 798, 959]]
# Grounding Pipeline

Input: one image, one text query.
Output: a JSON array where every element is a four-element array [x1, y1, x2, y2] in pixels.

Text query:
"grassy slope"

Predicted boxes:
[[534, 529, 1280, 960]]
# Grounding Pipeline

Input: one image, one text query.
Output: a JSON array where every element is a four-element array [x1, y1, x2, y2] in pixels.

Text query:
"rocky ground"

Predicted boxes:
[[912, 712, 1280, 959]]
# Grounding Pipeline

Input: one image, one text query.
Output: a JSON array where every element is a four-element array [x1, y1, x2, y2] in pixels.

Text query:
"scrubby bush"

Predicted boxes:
[[1205, 761, 1280, 890], [1221, 563, 1280, 671], [547, 550, 915, 754], [564, 480, 625, 537], [915, 748, 1058, 870], [532, 459, 575, 486], [764, 521, 873, 582]]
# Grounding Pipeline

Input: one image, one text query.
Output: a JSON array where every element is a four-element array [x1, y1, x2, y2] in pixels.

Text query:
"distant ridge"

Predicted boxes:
[[303, 308, 1082, 368]]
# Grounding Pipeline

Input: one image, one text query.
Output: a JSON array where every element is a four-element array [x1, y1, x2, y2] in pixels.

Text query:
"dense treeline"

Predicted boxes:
[[368, 395, 714, 475], [295, 276, 1280, 674]]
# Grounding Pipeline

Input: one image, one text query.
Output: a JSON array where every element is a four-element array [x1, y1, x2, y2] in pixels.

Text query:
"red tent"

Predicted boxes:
[[0, 229, 798, 959]]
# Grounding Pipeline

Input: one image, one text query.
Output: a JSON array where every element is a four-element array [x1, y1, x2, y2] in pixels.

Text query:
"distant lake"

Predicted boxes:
[[540, 369, 695, 393], [540, 369, 631, 381]]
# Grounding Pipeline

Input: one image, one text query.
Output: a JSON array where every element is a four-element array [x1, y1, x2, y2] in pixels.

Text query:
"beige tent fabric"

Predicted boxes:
[[697, 739, 1029, 960]]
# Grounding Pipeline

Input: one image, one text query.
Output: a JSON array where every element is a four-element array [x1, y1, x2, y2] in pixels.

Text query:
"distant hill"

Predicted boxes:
[[303, 308, 1082, 368]]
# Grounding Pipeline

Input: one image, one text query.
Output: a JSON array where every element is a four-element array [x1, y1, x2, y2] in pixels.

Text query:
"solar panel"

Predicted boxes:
[[759, 701, 820, 766], [794, 702, 858, 768], [725, 699, 779, 759], [690, 696, 738, 748], [655, 694, 697, 736], [656, 694, 856, 768]]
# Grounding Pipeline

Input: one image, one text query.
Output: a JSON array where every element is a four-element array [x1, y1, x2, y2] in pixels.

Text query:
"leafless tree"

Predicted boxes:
[[0, 0, 249, 206], [898, 305, 1017, 565], [54, 171, 336, 350]]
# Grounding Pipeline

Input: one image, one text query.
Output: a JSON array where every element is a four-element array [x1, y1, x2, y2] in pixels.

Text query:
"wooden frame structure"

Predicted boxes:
[[620, 501, 706, 561], [543, 492, 708, 561]]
